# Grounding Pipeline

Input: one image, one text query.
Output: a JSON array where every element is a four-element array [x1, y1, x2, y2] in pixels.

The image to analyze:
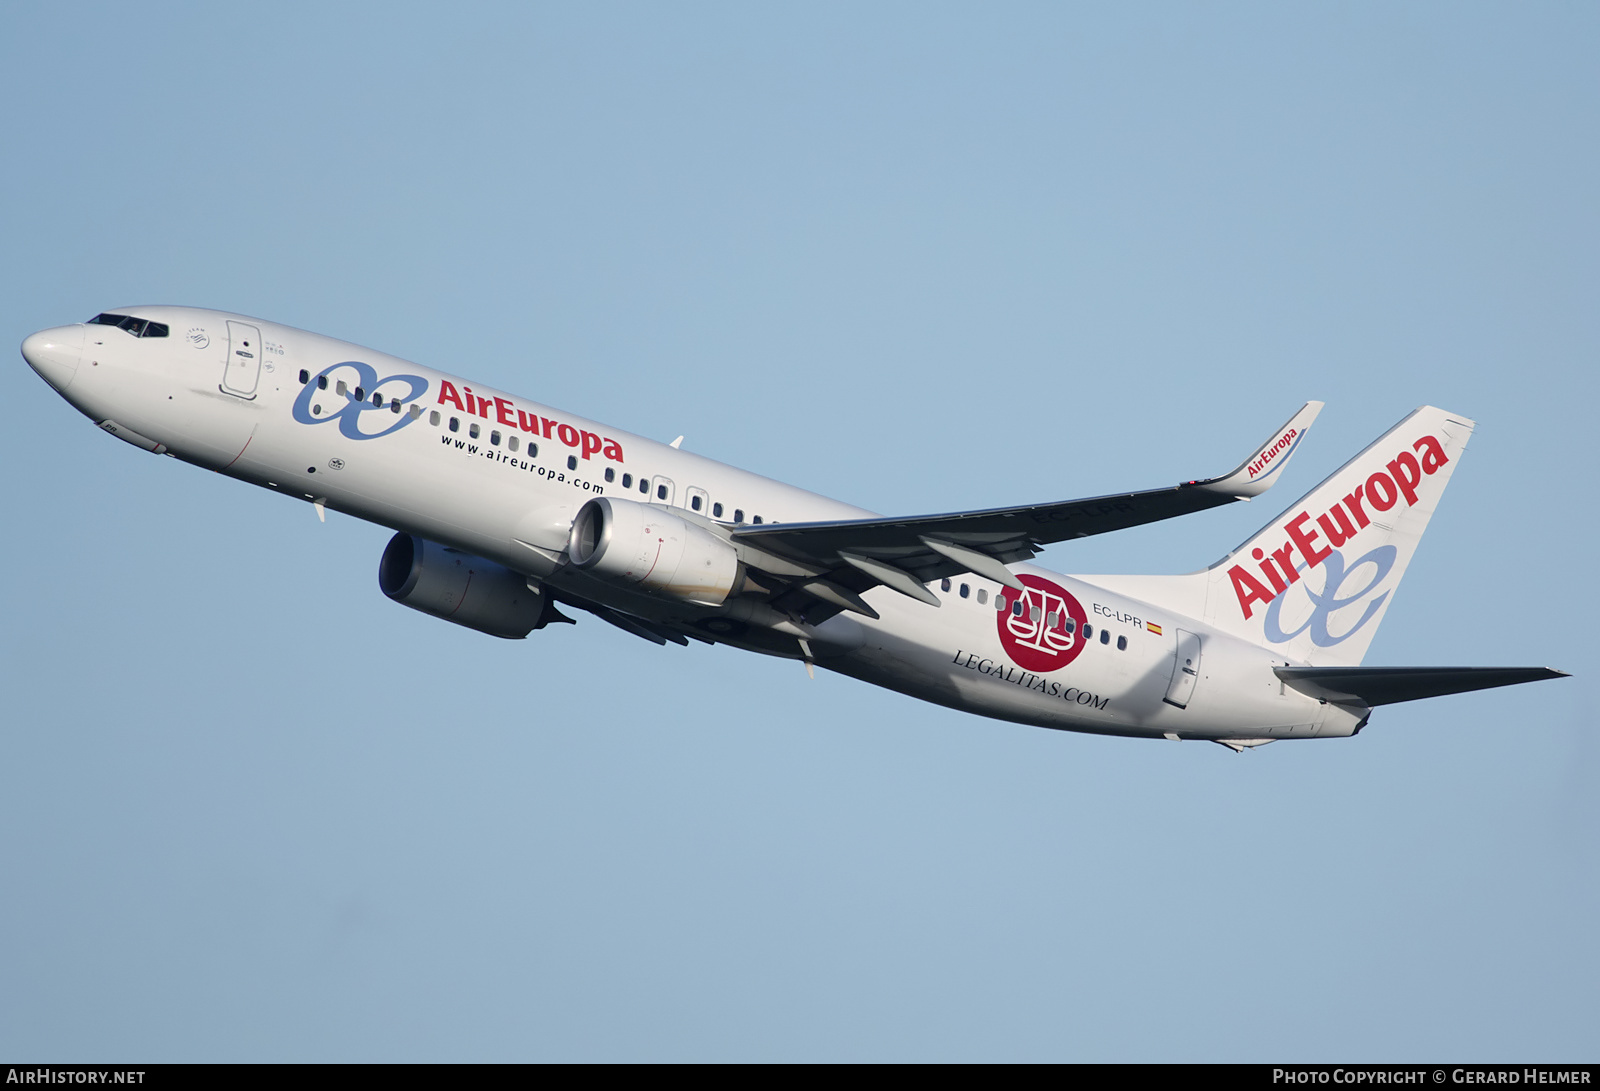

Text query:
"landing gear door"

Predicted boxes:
[[1163, 629, 1203, 709], [221, 321, 263, 399]]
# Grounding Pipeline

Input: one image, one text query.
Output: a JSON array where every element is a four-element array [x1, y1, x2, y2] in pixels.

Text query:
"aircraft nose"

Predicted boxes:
[[22, 325, 85, 392]]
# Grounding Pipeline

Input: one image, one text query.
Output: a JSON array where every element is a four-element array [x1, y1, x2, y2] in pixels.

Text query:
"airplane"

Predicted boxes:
[[20, 307, 1566, 751]]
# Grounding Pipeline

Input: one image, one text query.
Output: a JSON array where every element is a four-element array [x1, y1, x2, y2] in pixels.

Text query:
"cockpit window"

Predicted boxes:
[[86, 314, 168, 338]]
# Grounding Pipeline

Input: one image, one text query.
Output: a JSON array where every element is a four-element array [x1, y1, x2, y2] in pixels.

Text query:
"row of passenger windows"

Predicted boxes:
[[88, 313, 169, 338], [591, 466, 765, 523], [296, 369, 771, 524], [938, 577, 1131, 651]]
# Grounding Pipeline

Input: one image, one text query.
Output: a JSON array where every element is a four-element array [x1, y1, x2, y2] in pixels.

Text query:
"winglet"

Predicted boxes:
[[1195, 401, 1323, 499]]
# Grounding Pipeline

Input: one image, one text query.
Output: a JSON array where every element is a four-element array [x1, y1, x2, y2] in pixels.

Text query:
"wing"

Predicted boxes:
[[728, 401, 1324, 623]]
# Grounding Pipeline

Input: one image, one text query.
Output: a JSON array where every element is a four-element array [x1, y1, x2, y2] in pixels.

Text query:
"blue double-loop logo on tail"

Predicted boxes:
[[291, 362, 429, 440], [1263, 545, 1397, 648]]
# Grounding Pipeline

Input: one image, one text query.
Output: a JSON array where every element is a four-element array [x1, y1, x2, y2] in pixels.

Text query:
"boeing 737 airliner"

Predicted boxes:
[[21, 307, 1565, 749]]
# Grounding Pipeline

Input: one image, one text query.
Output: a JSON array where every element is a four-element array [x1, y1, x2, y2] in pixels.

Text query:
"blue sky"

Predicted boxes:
[[2, 2, 1595, 1061]]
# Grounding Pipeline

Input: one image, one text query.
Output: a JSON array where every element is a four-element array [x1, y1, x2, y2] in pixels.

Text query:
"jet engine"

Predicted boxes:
[[567, 497, 739, 606], [378, 533, 567, 638]]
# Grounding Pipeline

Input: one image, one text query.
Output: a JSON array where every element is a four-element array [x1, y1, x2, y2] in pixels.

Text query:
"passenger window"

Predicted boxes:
[[691, 495, 702, 511], [337, 381, 348, 395], [490, 430, 501, 446], [354, 386, 365, 401], [940, 578, 951, 592], [960, 583, 970, 598], [1117, 635, 1127, 651], [372, 392, 383, 407], [568, 456, 578, 470], [605, 468, 615, 483], [508, 436, 519, 452], [408, 404, 421, 420], [713, 502, 723, 518], [449, 417, 459, 432], [734, 509, 745, 523], [976, 589, 987, 605], [298, 369, 309, 384], [752, 515, 763, 524], [622, 473, 633, 488], [1047, 612, 1058, 626], [390, 399, 402, 413], [1100, 629, 1110, 645], [1012, 600, 1023, 617], [429, 410, 440, 426], [1083, 624, 1093, 639], [1030, 606, 1040, 622], [639, 479, 648, 494], [657, 483, 668, 500], [1064, 619, 1075, 633], [318, 375, 328, 390], [469, 423, 481, 439]]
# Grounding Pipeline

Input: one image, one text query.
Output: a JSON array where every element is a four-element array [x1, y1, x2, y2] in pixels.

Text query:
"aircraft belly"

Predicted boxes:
[[841, 598, 1148, 736]]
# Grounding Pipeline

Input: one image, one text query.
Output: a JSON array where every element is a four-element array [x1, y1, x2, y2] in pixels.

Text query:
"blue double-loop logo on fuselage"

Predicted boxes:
[[1263, 545, 1397, 648], [291, 362, 429, 440]]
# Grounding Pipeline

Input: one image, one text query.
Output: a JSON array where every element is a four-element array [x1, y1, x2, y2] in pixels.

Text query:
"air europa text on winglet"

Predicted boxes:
[[1247, 426, 1301, 478]]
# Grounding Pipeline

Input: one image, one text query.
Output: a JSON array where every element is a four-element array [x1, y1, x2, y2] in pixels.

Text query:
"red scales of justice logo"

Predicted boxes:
[[996, 574, 1090, 673]]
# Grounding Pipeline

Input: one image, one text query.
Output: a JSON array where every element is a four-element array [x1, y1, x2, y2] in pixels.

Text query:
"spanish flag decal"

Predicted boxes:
[[1146, 622, 1163, 636]]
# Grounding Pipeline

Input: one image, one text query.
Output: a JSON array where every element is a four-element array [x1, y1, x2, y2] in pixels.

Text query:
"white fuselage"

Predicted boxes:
[[25, 307, 1362, 743]]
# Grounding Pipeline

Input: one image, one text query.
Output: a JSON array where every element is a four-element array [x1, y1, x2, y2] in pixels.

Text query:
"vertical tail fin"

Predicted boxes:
[[1198, 406, 1474, 665]]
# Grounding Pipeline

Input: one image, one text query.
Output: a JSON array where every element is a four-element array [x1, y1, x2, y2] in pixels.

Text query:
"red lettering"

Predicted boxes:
[[558, 423, 579, 447], [517, 409, 539, 433], [1271, 542, 1302, 585], [540, 417, 556, 439], [1342, 488, 1371, 528], [580, 430, 602, 459], [436, 380, 465, 412], [1387, 451, 1422, 506], [1414, 433, 1449, 475], [1316, 503, 1357, 548], [1286, 511, 1331, 569], [1366, 472, 1398, 512], [602, 438, 624, 462], [1252, 547, 1287, 594], [494, 398, 516, 427], [1229, 565, 1276, 620], [476, 396, 492, 418]]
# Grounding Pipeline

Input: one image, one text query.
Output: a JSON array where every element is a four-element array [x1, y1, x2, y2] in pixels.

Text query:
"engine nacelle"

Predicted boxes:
[[567, 497, 739, 606], [378, 533, 559, 639]]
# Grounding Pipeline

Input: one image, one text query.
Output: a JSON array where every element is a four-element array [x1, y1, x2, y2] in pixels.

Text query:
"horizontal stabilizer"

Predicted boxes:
[[1275, 666, 1568, 706]]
